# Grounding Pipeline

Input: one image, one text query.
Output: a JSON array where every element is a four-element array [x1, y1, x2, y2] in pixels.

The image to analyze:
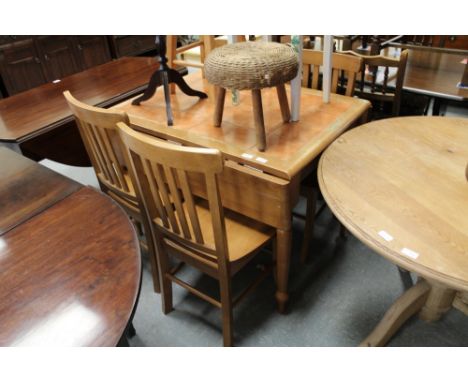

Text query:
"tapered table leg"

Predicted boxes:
[[275, 228, 292, 313]]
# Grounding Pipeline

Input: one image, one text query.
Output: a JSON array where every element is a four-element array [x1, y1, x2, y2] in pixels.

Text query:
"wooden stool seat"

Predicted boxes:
[[205, 42, 299, 151]]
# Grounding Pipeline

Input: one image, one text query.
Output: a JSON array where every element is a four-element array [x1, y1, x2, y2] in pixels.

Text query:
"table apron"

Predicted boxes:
[[186, 164, 294, 230]]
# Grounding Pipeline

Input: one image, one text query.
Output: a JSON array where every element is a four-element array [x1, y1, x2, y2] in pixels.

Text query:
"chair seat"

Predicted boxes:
[[156, 199, 275, 263], [199, 200, 275, 262]]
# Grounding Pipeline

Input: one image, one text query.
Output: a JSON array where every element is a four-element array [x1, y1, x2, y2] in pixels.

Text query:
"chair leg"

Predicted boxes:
[[141, 219, 161, 294], [300, 185, 316, 264], [251, 89, 267, 152], [219, 277, 234, 346], [214, 86, 226, 127], [158, 243, 173, 314]]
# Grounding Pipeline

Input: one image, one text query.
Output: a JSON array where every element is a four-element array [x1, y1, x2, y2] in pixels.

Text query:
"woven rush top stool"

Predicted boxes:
[[205, 42, 299, 151]]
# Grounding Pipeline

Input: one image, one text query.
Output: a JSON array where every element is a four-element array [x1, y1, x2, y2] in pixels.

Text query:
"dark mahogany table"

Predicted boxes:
[[0, 57, 159, 166], [382, 47, 468, 115], [0, 148, 141, 346]]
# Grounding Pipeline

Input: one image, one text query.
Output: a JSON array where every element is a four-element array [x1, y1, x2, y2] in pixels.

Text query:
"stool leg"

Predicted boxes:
[[251, 89, 267, 152], [276, 84, 290, 123], [214, 87, 226, 127]]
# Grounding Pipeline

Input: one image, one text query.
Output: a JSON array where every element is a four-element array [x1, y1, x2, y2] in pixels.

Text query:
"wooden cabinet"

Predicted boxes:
[[0, 39, 47, 95], [441, 36, 468, 50], [74, 36, 112, 70], [35, 36, 80, 81], [0, 35, 155, 97], [109, 36, 156, 58]]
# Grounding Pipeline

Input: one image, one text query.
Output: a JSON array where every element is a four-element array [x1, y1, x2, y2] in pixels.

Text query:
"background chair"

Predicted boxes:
[[302, 49, 363, 96], [64, 91, 160, 293], [166, 35, 216, 81], [117, 122, 276, 346], [343, 49, 408, 118], [299, 50, 363, 264]]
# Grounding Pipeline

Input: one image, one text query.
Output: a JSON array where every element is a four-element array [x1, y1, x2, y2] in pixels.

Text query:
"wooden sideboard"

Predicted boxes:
[[0, 36, 157, 97]]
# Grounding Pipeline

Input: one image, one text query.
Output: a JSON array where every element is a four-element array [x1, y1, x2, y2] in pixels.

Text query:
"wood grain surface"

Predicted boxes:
[[319, 116, 468, 291], [113, 71, 370, 180], [0, 57, 159, 143], [0, 187, 140, 346], [0, 147, 81, 234], [384, 48, 468, 100]]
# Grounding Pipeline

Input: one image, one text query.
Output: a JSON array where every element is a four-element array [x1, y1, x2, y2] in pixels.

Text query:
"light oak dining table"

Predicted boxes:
[[318, 116, 468, 345], [113, 71, 370, 312]]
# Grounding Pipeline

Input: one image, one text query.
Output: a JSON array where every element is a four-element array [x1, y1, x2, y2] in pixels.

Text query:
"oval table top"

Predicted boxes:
[[318, 116, 468, 291], [0, 187, 141, 346]]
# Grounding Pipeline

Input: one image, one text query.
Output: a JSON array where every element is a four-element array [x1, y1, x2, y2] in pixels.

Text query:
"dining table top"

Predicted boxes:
[[318, 116, 468, 292], [0, 148, 141, 346], [0, 56, 159, 143], [113, 71, 371, 180], [383, 47, 468, 101], [0, 147, 81, 234]]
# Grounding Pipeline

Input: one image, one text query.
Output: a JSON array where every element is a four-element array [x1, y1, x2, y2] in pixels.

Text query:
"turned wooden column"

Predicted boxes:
[[419, 283, 456, 322]]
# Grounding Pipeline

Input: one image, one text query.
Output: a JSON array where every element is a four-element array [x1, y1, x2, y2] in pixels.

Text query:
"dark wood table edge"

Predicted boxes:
[[87, 186, 143, 347], [1, 84, 149, 145]]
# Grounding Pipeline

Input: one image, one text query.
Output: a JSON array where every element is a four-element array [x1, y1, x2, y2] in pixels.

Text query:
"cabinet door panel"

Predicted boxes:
[[111, 36, 156, 57], [36, 36, 80, 81], [75, 36, 112, 70], [0, 39, 46, 95]]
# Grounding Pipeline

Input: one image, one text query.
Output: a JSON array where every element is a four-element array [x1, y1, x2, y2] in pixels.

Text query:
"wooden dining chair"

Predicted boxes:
[[298, 50, 363, 263], [63, 91, 160, 294], [342, 49, 408, 117], [117, 122, 276, 347], [166, 35, 216, 83], [302, 49, 363, 96]]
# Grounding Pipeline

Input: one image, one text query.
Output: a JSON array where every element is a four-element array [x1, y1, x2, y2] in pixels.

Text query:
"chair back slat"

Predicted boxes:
[[117, 122, 228, 265], [311, 65, 320, 90], [95, 126, 122, 188], [345, 71, 356, 97], [331, 69, 339, 93], [302, 49, 362, 97], [150, 160, 181, 234], [142, 158, 170, 228], [302, 63, 310, 87], [341, 49, 408, 116], [86, 122, 112, 181], [163, 164, 192, 239], [63, 91, 135, 200], [371, 66, 378, 92], [383, 66, 389, 94], [177, 169, 205, 244]]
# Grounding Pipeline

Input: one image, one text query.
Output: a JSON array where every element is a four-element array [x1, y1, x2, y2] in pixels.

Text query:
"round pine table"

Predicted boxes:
[[318, 116, 468, 346]]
